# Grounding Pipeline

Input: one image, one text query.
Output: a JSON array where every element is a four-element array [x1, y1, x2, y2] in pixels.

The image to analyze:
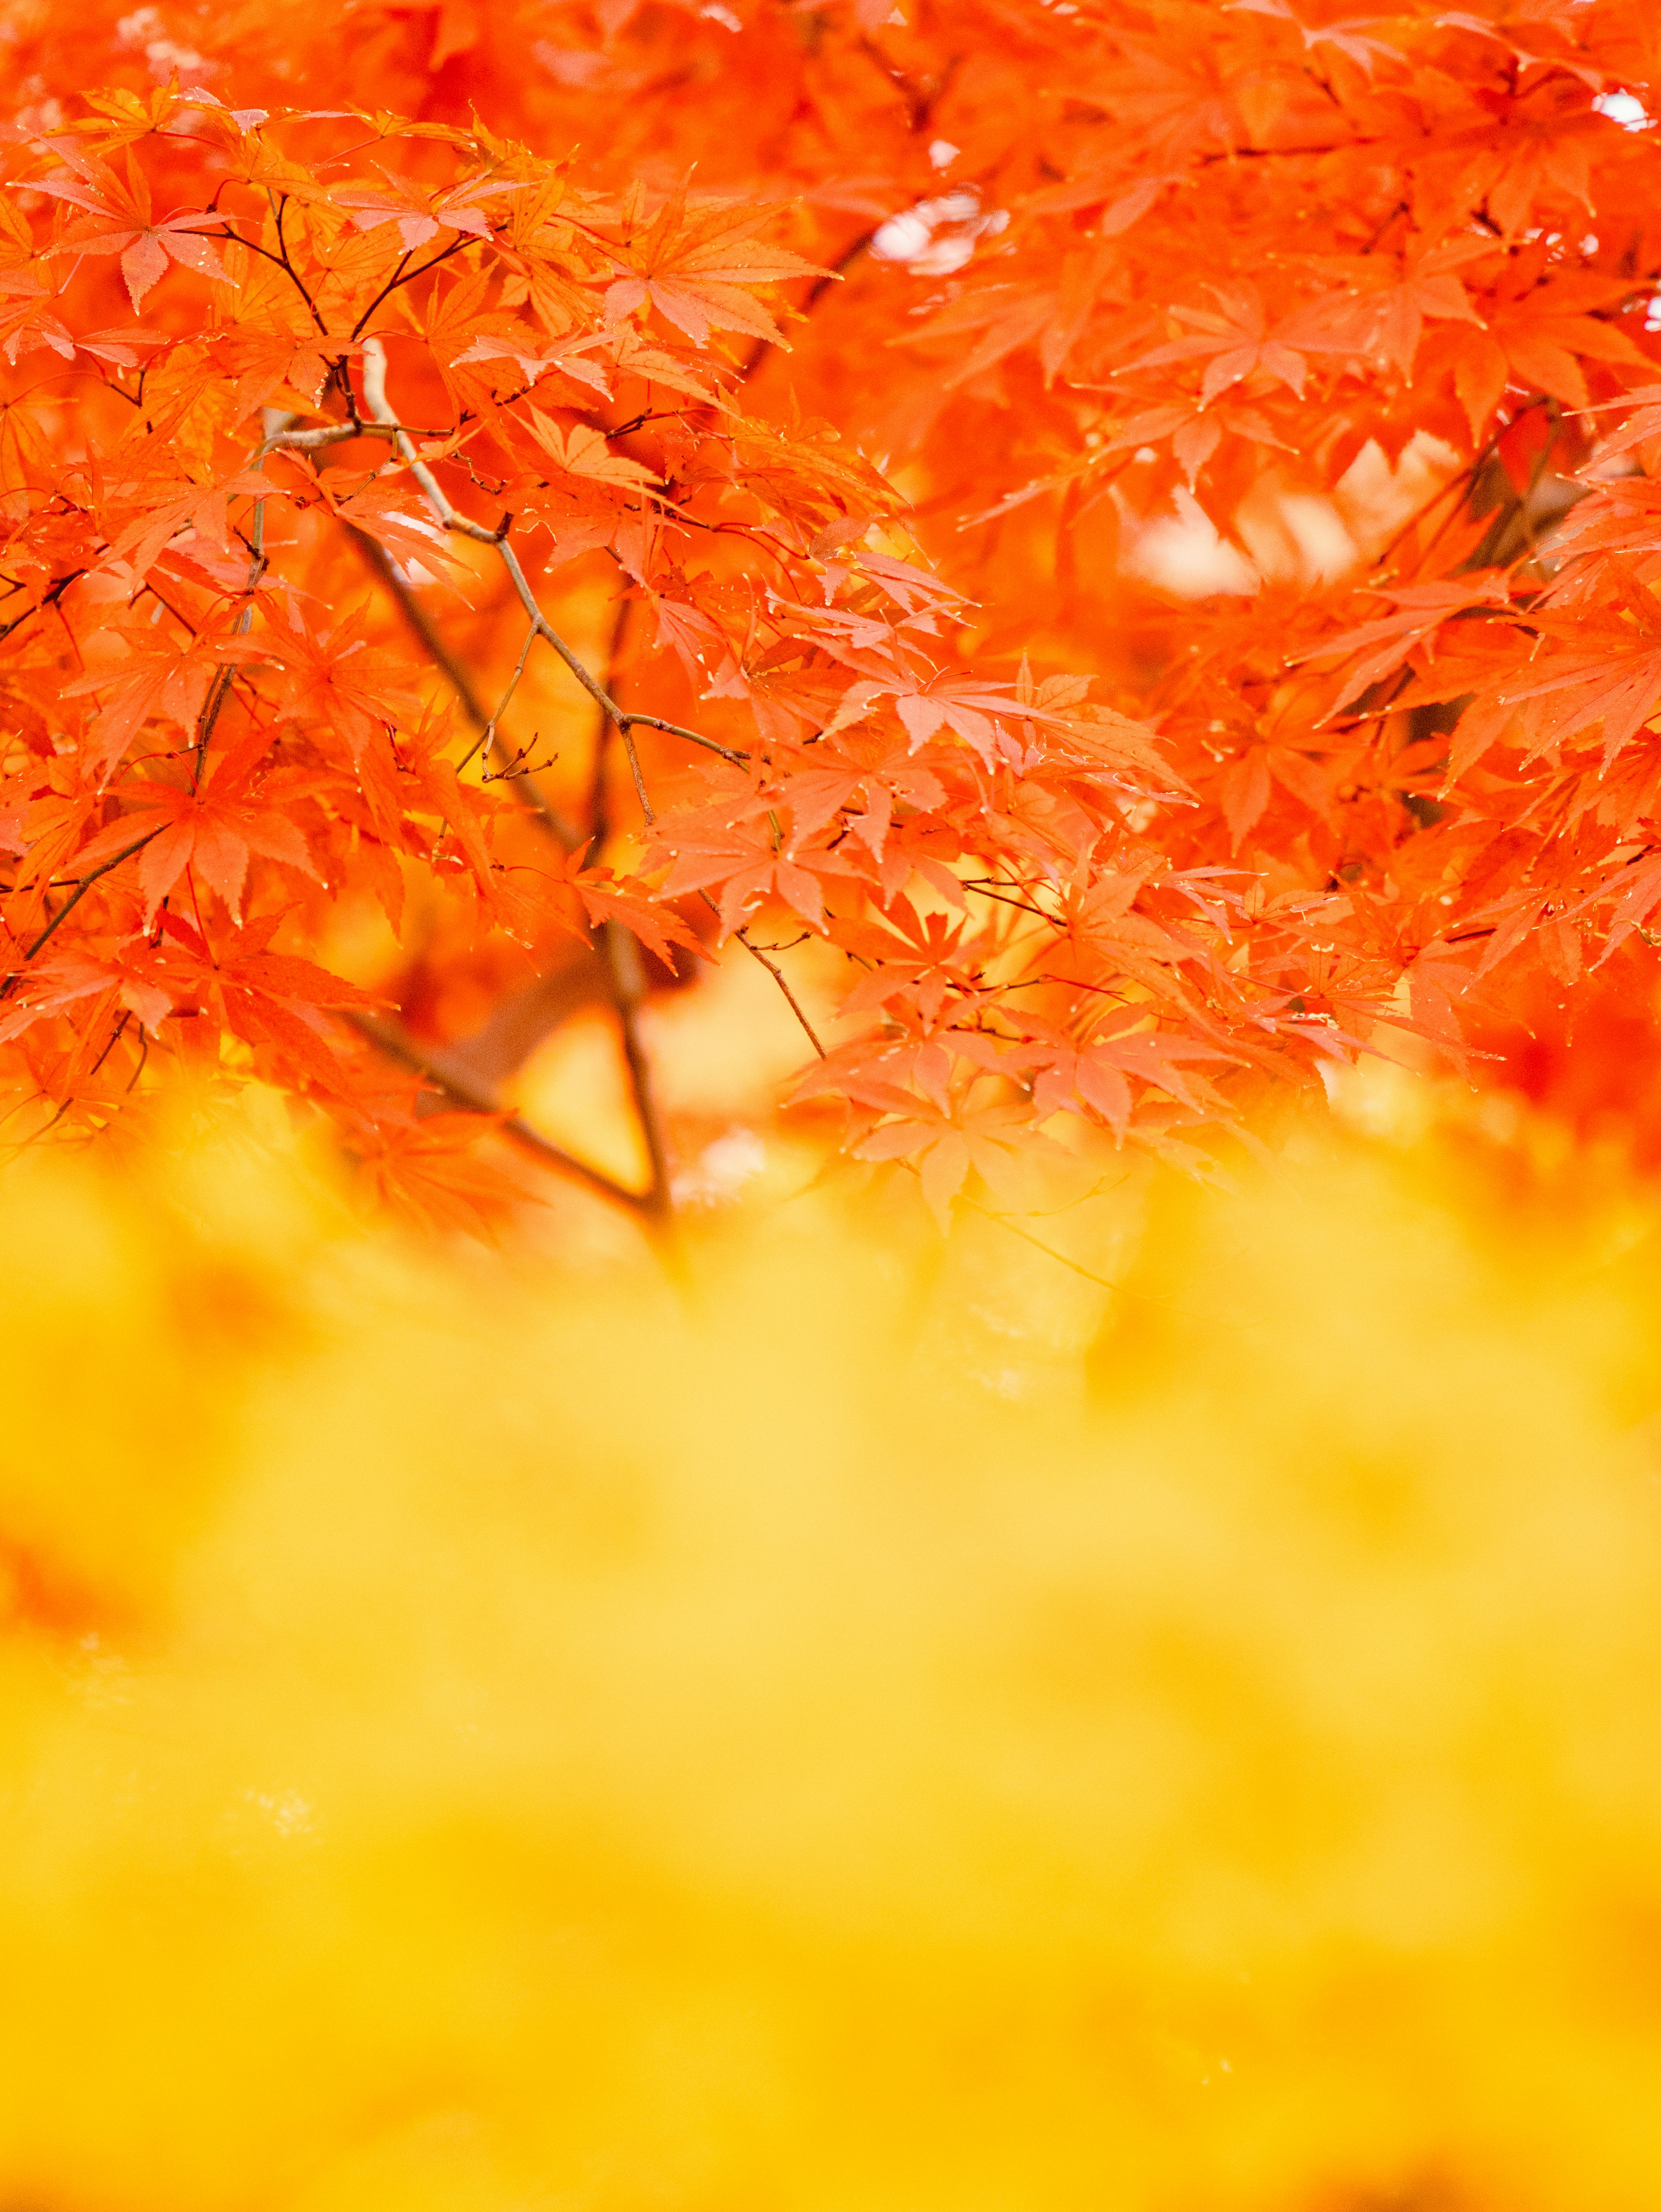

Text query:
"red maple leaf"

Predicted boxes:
[[59, 623, 268, 774], [98, 733, 315, 923], [1122, 283, 1313, 406], [32, 141, 228, 309], [330, 170, 526, 251], [261, 606, 425, 765], [595, 180, 824, 348]]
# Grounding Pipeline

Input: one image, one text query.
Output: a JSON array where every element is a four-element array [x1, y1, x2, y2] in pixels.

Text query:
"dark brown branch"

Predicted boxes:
[[348, 528, 583, 848], [588, 598, 674, 1220], [599, 919, 673, 1216], [0, 569, 82, 645], [350, 236, 472, 342], [343, 1009, 657, 1217], [1374, 394, 1553, 576], [1, 832, 160, 996], [351, 530, 671, 1217]]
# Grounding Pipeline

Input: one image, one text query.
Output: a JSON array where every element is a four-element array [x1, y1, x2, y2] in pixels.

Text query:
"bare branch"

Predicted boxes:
[[357, 341, 828, 1195], [584, 598, 673, 1219], [734, 926, 827, 1057], [259, 419, 443, 460], [596, 919, 673, 1219], [348, 528, 583, 849], [259, 421, 363, 457], [456, 620, 539, 776], [622, 711, 748, 768], [618, 720, 655, 823]]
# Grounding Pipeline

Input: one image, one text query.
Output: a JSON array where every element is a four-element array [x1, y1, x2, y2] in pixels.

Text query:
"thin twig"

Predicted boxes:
[[350, 516, 677, 1210], [738, 224, 876, 380], [716, 899, 827, 1057], [348, 527, 583, 848], [590, 590, 634, 846], [890, 1156, 1122, 1290], [0, 569, 82, 647], [625, 711, 747, 766], [264, 192, 329, 335], [959, 1190, 1123, 1292], [350, 236, 471, 342], [456, 619, 538, 775], [597, 919, 673, 1218], [618, 720, 655, 820], [610, 656, 824, 1056], [193, 409, 291, 783], [1375, 394, 1552, 574]]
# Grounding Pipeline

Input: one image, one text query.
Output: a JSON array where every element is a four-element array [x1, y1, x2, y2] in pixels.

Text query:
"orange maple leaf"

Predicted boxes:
[[108, 736, 315, 923], [596, 182, 823, 348], [31, 141, 228, 309]]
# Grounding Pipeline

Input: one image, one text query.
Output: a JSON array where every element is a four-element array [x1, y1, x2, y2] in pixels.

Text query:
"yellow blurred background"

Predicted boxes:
[[4, 1083, 1661, 2211]]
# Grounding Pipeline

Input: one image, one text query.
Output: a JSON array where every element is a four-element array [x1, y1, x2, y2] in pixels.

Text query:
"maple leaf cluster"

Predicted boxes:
[[2, 1, 1661, 1221]]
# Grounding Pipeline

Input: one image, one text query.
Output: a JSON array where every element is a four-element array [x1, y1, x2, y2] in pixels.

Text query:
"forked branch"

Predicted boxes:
[[344, 1010, 662, 1220]]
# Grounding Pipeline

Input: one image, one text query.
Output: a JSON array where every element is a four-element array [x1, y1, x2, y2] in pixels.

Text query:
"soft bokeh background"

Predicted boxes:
[[4, 1084, 1661, 2211]]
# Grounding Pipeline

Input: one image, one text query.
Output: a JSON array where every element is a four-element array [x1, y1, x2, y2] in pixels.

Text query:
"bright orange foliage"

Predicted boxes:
[[3, 1, 1661, 1220]]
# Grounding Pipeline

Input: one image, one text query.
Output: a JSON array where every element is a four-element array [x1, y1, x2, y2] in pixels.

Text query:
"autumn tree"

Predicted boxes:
[[2, 0, 1660, 1227]]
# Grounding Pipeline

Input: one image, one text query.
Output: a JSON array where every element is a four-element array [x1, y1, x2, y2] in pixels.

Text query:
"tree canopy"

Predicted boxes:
[[3, 0, 1660, 1222]]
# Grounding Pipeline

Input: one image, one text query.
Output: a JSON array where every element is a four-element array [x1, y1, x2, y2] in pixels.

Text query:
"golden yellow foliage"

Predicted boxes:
[[4, 1099, 1661, 2211]]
